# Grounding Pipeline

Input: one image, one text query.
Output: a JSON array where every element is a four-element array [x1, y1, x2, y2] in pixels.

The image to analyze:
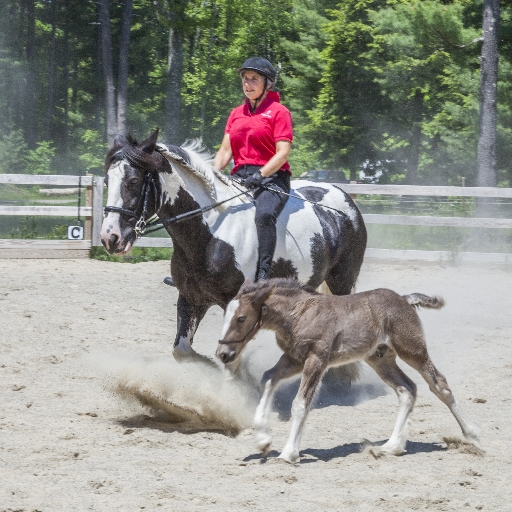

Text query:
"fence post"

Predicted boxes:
[[92, 176, 104, 247], [349, 181, 358, 202], [85, 174, 93, 241]]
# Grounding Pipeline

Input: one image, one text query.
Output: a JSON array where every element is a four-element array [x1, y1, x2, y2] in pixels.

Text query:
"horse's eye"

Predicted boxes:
[[129, 178, 139, 186], [237, 316, 246, 323]]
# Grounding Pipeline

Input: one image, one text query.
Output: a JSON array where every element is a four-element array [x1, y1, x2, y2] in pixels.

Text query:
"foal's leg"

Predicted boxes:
[[396, 345, 480, 446], [365, 348, 417, 455], [279, 353, 327, 463], [254, 354, 303, 455]]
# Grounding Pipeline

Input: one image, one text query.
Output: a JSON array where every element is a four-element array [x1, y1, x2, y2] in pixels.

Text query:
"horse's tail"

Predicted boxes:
[[402, 293, 444, 310]]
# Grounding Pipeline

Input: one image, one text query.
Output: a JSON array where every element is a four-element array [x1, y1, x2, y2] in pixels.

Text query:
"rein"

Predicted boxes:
[[104, 145, 349, 239], [103, 150, 254, 238], [218, 305, 267, 345], [261, 184, 348, 216]]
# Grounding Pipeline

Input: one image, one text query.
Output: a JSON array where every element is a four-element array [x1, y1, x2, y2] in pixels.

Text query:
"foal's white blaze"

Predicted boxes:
[[220, 300, 240, 339]]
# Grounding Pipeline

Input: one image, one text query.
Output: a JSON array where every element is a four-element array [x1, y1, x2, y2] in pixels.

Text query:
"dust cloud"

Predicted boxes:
[[85, 351, 255, 435]]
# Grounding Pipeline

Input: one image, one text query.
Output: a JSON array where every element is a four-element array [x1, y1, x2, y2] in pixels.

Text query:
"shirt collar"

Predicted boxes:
[[244, 90, 281, 114]]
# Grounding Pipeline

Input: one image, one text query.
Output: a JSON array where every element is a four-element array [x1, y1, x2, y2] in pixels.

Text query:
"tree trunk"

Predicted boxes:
[[117, 0, 133, 135], [404, 91, 423, 185], [24, 0, 36, 149], [164, 26, 184, 144], [45, 0, 58, 140], [60, 0, 70, 155], [99, 0, 117, 145], [476, 0, 500, 215]]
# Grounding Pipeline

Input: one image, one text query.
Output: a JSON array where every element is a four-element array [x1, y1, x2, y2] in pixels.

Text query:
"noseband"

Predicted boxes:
[[218, 305, 267, 345]]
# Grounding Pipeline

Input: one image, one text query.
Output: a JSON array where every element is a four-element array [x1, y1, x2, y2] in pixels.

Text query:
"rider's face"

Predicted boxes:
[[241, 71, 266, 101]]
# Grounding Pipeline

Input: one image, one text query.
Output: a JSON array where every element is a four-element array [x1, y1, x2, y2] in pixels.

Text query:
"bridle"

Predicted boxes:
[[218, 305, 267, 345], [103, 148, 253, 239], [104, 168, 160, 238]]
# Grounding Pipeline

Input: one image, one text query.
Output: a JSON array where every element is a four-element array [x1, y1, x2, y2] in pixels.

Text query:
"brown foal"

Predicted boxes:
[[216, 279, 480, 463]]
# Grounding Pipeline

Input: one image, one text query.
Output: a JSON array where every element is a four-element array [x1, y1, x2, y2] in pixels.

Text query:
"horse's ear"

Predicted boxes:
[[141, 129, 160, 153]]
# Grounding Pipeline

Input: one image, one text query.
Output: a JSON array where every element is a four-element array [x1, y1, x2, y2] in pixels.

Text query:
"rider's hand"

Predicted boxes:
[[243, 172, 264, 190]]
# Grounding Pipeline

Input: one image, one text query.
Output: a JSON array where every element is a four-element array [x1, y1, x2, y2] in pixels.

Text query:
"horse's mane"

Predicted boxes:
[[106, 133, 239, 200], [158, 140, 236, 199], [238, 278, 320, 298]]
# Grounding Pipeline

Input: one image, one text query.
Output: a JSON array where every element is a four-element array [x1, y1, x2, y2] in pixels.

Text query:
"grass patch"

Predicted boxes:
[[90, 246, 172, 263]]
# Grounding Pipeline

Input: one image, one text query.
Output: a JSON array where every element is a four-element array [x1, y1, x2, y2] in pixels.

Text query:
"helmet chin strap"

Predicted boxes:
[[249, 77, 269, 114]]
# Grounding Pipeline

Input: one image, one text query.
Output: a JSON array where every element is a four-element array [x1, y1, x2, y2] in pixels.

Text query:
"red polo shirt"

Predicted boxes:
[[225, 90, 293, 174]]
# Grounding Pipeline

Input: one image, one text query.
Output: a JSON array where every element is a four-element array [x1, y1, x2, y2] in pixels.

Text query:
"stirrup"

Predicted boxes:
[[256, 269, 269, 282]]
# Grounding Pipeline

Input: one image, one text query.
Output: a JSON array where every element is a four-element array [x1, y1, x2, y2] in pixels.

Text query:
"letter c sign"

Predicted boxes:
[[68, 226, 84, 240]]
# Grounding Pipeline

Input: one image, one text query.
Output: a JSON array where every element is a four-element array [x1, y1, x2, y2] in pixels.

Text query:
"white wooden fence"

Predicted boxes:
[[1, 174, 512, 263], [0, 174, 104, 258]]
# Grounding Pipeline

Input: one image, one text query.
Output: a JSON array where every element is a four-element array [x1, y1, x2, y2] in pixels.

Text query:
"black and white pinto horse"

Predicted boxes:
[[100, 130, 367, 364]]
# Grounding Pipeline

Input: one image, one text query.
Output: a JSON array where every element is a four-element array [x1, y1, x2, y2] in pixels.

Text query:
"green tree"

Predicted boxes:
[[367, 0, 481, 185]]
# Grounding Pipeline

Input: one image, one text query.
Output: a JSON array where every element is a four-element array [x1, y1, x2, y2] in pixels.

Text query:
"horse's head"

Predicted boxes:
[[101, 130, 167, 255], [216, 280, 275, 364]]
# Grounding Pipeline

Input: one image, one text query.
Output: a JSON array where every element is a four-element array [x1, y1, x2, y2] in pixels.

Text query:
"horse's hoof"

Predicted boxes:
[[163, 276, 175, 287], [255, 432, 272, 456]]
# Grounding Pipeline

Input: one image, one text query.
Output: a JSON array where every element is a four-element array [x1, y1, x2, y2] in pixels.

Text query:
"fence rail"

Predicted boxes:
[[0, 174, 103, 258], [1, 175, 512, 262]]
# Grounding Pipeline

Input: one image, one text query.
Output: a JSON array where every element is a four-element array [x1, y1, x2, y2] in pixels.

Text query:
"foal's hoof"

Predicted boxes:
[[278, 452, 299, 464], [362, 439, 406, 459], [255, 432, 272, 456], [367, 442, 405, 458]]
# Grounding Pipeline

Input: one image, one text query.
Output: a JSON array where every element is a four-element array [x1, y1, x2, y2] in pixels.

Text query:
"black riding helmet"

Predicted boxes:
[[238, 57, 276, 113], [237, 57, 276, 82]]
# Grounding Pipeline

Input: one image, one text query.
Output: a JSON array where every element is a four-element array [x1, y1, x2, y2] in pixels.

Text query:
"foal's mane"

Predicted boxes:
[[239, 278, 320, 298]]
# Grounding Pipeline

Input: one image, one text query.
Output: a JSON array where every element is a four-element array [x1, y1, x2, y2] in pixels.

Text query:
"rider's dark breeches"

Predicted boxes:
[[235, 167, 290, 274]]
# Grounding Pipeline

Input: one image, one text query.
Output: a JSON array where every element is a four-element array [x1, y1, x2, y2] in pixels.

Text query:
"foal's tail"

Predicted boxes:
[[403, 293, 444, 310]]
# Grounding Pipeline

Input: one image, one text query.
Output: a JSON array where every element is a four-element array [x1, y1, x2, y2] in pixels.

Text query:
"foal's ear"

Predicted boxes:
[[251, 283, 276, 305], [236, 279, 253, 297]]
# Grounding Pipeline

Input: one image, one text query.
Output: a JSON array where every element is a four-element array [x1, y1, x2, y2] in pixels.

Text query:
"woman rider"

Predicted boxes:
[[213, 57, 293, 281]]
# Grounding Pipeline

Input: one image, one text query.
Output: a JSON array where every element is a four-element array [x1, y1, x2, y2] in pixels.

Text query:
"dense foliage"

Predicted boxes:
[[0, 0, 510, 185]]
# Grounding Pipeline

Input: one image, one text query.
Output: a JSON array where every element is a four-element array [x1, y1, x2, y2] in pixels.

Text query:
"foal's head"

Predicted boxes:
[[216, 279, 316, 364], [216, 280, 276, 364]]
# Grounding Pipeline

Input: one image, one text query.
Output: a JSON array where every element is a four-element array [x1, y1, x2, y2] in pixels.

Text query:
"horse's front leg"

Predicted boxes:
[[173, 294, 216, 367], [279, 352, 327, 464], [254, 354, 303, 456]]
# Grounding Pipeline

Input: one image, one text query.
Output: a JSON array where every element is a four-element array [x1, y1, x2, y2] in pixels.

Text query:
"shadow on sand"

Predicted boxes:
[[273, 376, 389, 421], [243, 440, 445, 464]]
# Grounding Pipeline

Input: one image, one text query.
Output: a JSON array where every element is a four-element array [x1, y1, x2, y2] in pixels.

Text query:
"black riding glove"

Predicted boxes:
[[243, 172, 264, 190]]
